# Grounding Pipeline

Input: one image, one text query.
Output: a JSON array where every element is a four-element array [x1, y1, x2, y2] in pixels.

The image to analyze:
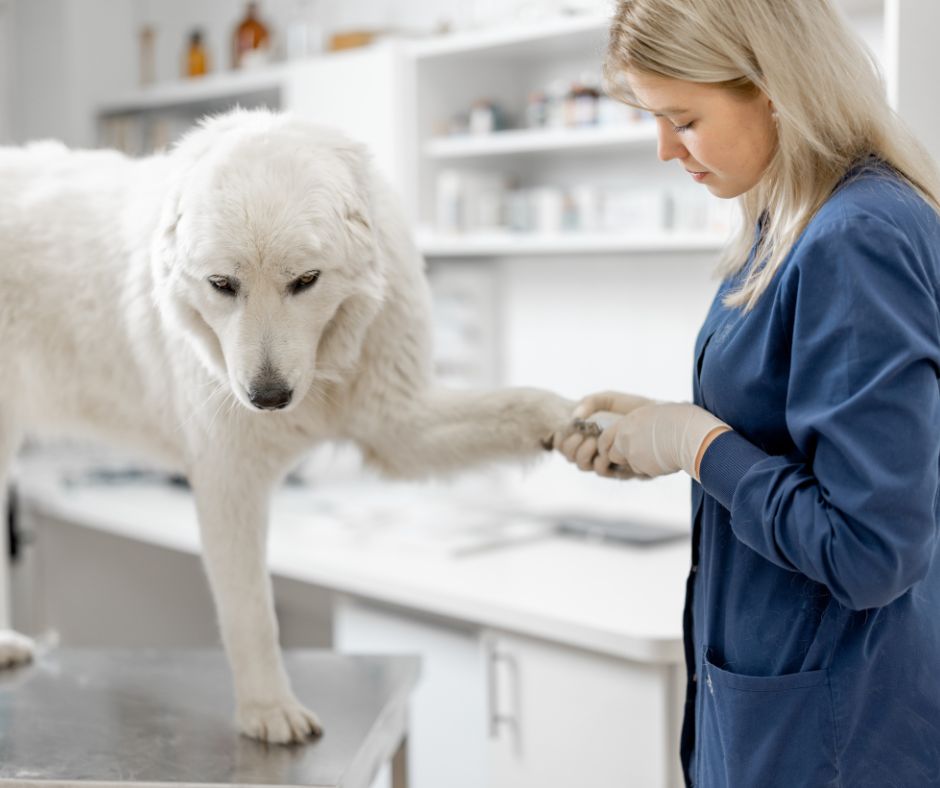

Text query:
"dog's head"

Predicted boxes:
[[152, 109, 387, 413]]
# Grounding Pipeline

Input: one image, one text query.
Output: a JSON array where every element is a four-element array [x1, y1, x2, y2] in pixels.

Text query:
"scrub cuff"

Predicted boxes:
[[698, 430, 769, 510]]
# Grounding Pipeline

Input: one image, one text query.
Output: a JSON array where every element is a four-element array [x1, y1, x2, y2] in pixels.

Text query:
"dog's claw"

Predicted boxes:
[[237, 697, 323, 745]]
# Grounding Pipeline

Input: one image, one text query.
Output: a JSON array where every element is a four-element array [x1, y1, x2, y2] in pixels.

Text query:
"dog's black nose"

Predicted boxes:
[[248, 385, 293, 410]]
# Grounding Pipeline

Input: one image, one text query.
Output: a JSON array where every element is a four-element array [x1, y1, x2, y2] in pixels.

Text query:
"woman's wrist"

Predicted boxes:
[[694, 425, 733, 481]]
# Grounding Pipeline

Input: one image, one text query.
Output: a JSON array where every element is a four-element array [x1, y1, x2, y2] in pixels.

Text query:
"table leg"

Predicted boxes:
[[391, 735, 409, 788]]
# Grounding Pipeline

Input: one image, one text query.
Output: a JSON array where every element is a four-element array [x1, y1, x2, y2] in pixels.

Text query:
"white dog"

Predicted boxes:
[[0, 109, 574, 743]]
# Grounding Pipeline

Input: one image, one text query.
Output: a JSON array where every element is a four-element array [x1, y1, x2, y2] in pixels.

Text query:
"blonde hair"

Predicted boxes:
[[605, 0, 940, 311]]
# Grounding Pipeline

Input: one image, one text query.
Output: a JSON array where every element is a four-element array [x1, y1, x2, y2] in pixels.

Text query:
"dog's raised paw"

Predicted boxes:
[[0, 630, 35, 668], [237, 696, 323, 744]]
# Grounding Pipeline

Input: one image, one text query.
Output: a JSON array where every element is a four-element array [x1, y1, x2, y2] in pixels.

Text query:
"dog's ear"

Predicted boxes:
[[151, 169, 185, 280], [316, 290, 385, 383], [325, 135, 378, 244], [153, 110, 251, 275], [342, 201, 374, 253]]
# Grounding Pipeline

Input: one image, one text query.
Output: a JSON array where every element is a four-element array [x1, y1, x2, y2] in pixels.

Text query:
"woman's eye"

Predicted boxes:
[[290, 270, 321, 295], [208, 275, 238, 296], [673, 122, 694, 133]]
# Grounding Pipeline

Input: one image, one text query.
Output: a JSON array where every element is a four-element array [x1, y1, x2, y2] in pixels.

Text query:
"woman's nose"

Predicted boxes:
[[656, 123, 687, 162]]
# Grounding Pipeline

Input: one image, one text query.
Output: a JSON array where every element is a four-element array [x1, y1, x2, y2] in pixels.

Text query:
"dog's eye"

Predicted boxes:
[[208, 275, 239, 296], [289, 270, 321, 295]]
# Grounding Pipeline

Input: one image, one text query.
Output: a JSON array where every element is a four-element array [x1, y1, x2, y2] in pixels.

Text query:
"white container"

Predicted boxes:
[[597, 95, 635, 127], [571, 184, 602, 233], [669, 187, 710, 233], [436, 170, 464, 233], [601, 188, 669, 233], [505, 189, 532, 232], [530, 187, 566, 233], [461, 172, 507, 232], [475, 181, 505, 230]]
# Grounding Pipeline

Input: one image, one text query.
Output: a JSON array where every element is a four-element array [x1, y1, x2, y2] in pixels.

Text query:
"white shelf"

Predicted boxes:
[[417, 231, 728, 257], [425, 123, 657, 159], [98, 64, 290, 115], [408, 13, 609, 61]]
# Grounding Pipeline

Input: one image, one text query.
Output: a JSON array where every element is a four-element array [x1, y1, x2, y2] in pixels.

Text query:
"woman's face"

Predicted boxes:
[[624, 70, 778, 198]]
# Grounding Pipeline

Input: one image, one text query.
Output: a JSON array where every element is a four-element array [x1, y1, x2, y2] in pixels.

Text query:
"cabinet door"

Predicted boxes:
[[333, 596, 488, 788], [484, 630, 678, 788], [282, 43, 412, 205]]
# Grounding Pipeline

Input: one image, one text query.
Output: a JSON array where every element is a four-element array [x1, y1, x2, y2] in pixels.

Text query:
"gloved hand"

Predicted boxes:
[[555, 391, 657, 478], [597, 402, 731, 481]]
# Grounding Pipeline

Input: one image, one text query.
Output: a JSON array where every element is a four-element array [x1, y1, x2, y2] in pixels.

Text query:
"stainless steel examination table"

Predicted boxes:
[[0, 649, 420, 787]]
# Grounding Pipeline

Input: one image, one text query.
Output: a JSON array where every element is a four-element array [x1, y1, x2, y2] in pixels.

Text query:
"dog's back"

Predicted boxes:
[[0, 143, 183, 458]]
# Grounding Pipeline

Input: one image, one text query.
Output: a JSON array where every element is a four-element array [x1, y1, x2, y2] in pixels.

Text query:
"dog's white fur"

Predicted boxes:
[[0, 109, 573, 742]]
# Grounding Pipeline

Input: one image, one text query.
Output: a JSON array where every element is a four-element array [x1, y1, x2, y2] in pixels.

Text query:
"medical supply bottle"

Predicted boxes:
[[185, 30, 209, 78], [233, 2, 270, 69]]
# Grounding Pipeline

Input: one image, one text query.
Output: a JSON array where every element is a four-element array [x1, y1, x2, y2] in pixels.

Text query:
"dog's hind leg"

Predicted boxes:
[[190, 460, 322, 744], [355, 386, 578, 478], [0, 412, 34, 667]]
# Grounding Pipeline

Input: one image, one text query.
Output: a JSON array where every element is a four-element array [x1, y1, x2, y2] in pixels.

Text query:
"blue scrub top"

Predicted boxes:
[[685, 159, 940, 787]]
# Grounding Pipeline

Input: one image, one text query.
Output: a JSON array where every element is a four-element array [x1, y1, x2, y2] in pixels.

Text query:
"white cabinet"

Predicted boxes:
[[334, 596, 683, 788], [334, 596, 489, 788], [484, 629, 681, 788]]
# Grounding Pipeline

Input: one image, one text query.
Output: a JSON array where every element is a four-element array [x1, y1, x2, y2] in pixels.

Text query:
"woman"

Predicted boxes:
[[557, 1, 940, 786]]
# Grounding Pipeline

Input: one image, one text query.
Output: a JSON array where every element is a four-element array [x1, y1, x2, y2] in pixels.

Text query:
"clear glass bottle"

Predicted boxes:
[[285, 0, 323, 60]]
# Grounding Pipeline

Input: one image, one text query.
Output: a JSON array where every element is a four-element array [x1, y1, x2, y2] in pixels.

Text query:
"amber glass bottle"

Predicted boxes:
[[185, 30, 209, 78], [232, 2, 271, 69]]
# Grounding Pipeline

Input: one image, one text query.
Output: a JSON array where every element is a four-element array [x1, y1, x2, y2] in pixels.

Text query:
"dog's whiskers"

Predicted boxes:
[[174, 382, 227, 434], [205, 387, 237, 437]]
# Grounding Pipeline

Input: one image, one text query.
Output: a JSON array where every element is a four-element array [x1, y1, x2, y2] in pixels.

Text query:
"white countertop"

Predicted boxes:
[[16, 466, 690, 665]]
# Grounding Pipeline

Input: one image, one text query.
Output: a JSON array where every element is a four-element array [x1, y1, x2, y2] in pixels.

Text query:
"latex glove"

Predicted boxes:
[[597, 402, 731, 481], [555, 391, 656, 477]]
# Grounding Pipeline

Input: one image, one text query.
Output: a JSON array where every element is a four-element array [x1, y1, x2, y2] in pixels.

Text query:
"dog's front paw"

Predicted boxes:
[[0, 630, 35, 668], [237, 695, 323, 744], [523, 390, 578, 451]]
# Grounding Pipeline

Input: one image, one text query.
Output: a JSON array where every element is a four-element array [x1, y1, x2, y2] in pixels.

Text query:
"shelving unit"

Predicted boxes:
[[406, 0, 940, 267], [97, 65, 290, 116], [409, 12, 736, 261]]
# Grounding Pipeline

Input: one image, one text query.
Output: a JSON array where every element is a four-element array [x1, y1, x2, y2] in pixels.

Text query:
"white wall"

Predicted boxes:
[[496, 253, 718, 526], [8, 0, 136, 146], [0, 1, 11, 143], [884, 0, 940, 166]]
